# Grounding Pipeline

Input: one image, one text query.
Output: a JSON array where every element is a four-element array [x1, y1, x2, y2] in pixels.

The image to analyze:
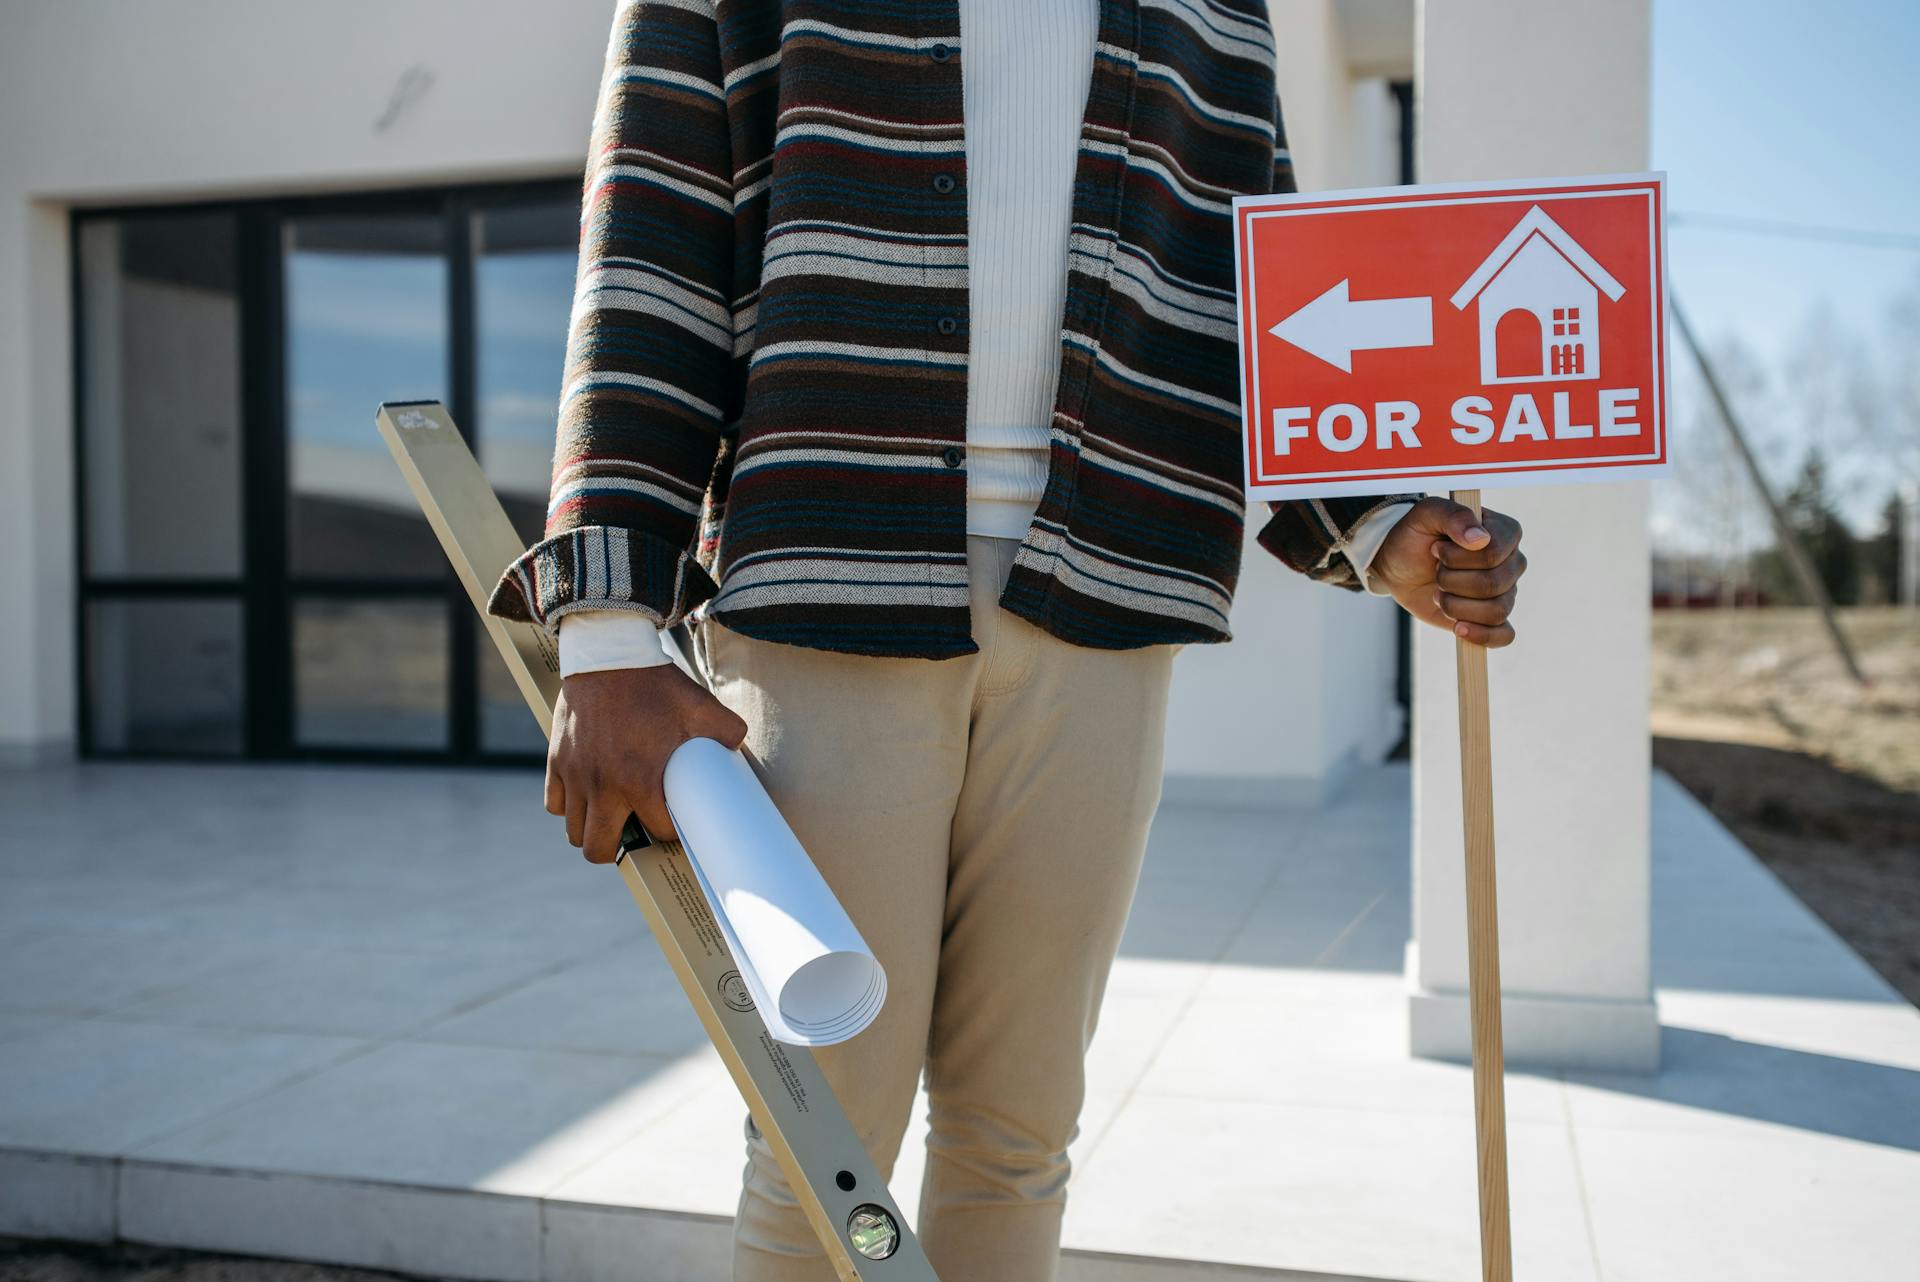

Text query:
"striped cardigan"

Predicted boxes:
[[485, 0, 1416, 658]]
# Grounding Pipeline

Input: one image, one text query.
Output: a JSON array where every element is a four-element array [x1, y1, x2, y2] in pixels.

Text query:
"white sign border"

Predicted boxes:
[[1231, 171, 1670, 500]]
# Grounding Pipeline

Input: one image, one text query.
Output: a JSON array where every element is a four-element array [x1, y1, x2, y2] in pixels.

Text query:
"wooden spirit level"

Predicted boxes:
[[375, 400, 940, 1282]]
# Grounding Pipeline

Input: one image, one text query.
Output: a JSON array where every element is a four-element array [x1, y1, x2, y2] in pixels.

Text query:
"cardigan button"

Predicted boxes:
[[941, 446, 964, 468], [930, 42, 953, 62], [931, 172, 957, 195], [936, 315, 958, 336]]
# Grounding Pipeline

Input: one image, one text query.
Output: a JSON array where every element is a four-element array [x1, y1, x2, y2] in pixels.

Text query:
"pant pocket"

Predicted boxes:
[[689, 613, 732, 688]]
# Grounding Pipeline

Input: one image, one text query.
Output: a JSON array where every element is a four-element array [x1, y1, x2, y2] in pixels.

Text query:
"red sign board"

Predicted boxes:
[[1232, 173, 1668, 499]]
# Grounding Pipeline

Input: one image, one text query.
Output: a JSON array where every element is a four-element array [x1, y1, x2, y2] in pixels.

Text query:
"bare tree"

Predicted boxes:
[[1655, 331, 1772, 600]]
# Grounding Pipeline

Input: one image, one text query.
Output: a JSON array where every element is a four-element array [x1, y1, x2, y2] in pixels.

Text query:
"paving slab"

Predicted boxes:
[[117, 1164, 541, 1282], [414, 951, 711, 1059], [107, 944, 557, 1039], [0, 929, 278, 1017], [1062, 1097, 1599, 1282], [131, 1040, 720, 1198], [0, 1018, 369, 1156], [1138, 983, 1568, 1123], [1573, 1123, 1919, 1282]]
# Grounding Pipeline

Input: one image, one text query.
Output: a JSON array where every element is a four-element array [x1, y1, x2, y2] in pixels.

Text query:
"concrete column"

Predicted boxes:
[[1406, 0, 1659, 1072], [0, 199, 78, 765]]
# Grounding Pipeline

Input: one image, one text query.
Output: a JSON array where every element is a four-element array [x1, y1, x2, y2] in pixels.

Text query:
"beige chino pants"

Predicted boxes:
[[690, 535, 1177, 1282]]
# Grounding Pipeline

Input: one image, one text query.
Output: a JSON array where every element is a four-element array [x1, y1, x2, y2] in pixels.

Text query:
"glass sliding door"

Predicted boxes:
[[73, 180, 580, 763], [283, 212, 453, 752], [77, 212, 247, 756], [285, 214, 451, 580], [472, 200, 577, 754], [86, 599, 245, 755], [292, 597, 450, 750]]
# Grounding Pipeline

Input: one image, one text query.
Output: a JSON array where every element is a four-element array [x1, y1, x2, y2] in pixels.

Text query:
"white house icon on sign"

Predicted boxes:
[[1450, 205, 1625, 385]]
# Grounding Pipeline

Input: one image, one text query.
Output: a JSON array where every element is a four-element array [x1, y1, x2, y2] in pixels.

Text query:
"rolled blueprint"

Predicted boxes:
[[662, 737, 886, 1046]]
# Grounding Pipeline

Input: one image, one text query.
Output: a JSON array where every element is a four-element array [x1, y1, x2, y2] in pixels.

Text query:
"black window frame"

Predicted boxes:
[[72, 176, 580, 767]]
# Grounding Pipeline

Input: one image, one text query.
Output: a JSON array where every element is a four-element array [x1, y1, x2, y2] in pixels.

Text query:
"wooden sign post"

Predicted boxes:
[[1450, 485, 1512, 1280], [1232, 174, 1670, 1281]]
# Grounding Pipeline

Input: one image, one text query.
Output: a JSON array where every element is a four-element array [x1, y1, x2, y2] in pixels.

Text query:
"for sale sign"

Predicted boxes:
[[1232, 173, 1668, 499]]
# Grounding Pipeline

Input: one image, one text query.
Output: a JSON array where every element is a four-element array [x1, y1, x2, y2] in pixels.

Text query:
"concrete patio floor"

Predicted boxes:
[[1, 759, 1916, 1282]]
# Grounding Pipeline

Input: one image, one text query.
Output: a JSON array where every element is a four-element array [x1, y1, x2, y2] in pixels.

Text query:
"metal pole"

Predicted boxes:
[[1669, 297, 1870, 685], [1902, 479, 1919, 610]]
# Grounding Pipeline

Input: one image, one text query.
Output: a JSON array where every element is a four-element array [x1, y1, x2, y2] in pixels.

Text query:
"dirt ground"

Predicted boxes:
[[1650, 607, 1920, 1007], [0, 1241, 403, 1282]]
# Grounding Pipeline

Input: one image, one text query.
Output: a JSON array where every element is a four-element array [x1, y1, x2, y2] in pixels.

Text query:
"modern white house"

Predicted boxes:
[[0, 0, 1414, 803], [0, 0, 1657, 1087]]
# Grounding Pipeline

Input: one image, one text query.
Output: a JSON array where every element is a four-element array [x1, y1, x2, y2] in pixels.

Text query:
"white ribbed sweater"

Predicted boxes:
[[956, 0, 1100, 539]]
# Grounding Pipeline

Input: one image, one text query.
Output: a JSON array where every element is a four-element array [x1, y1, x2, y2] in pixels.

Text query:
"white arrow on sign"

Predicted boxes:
[[1269, 278, 1434, 372]]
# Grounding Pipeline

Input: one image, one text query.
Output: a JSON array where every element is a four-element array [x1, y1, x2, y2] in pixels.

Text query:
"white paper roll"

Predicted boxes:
[[661, 737, 887, 1046]]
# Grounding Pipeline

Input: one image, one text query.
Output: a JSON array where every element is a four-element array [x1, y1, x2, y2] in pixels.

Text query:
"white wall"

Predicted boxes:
[[1162, 529, 1400, 806], [1271, 0, 1357, 192], [1271, 0, 1407, 193], [1346, 74, 1404, 184], [0, 0, 610, 761], [0, 0, 1411, 789], [0, 198, 74, 763]]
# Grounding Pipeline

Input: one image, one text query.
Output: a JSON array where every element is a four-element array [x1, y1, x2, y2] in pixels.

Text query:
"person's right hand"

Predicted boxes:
[[546, 662, 748, 862]]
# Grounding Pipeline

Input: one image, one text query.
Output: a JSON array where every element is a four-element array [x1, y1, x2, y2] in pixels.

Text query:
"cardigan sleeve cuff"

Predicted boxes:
[[485, 524, 719, 638], [1342, 501, 1415, 595], [1254, 494, 1424, 591]]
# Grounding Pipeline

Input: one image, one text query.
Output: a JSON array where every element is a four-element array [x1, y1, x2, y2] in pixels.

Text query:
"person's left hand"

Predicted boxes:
[[1368, 497, 1526, 648]]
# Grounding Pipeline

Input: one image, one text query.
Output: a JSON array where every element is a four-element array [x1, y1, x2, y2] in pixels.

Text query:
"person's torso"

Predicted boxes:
[[699, 0, 1288, 658]]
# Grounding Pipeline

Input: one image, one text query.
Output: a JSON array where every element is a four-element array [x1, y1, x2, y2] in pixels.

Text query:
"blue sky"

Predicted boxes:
[[1654, 0, 1918, 360], [1652, 0, 1919, 545]]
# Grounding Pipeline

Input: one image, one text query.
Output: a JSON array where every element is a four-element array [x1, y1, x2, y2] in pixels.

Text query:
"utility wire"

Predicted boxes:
[[1672, 211, 1920, 252]]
